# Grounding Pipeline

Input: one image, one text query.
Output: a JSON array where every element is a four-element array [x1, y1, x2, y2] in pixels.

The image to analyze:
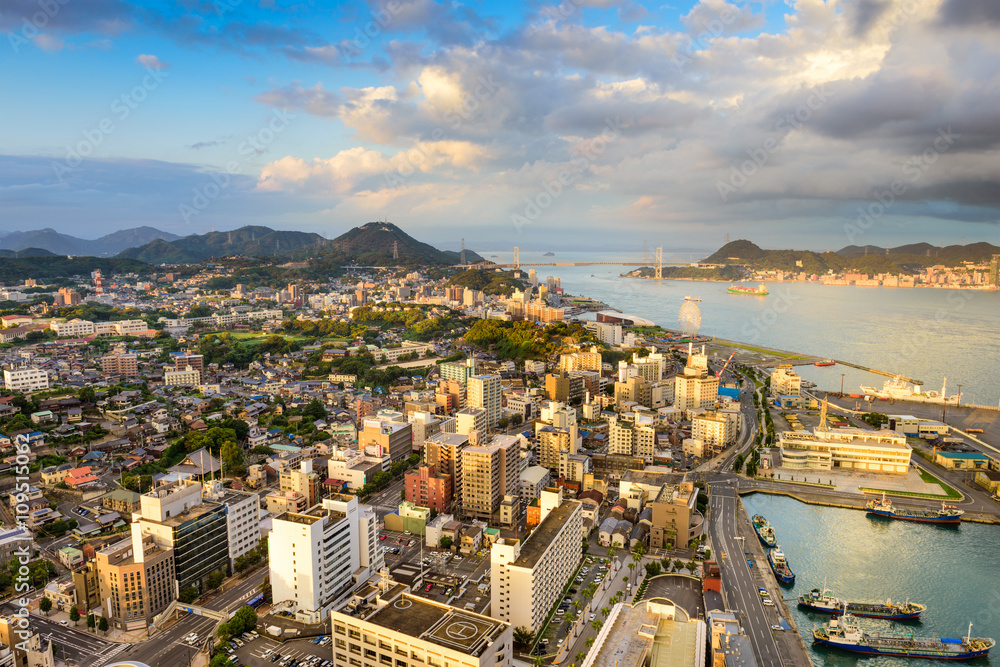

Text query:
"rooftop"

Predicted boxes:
[[513, 499, 580, 569], [364, 594, 507, 656]]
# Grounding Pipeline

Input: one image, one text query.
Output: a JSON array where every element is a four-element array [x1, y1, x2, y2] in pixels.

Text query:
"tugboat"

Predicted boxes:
[[799, 586, 925, 620], [866, 493, 963, 525], [813, 615, 994, 659], [767, 547, 795, 585], [751, 515, 777, 547]]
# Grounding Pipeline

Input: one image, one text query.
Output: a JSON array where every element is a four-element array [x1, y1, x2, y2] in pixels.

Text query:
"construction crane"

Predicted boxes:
[[717, 351, 737, 377]]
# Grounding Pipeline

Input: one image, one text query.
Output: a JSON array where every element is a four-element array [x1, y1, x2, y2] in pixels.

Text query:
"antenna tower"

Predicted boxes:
[[513, 247, 520, 270], [460, 238, 466, 265], [393, 241, 399, 260], [656, 247, 663, 280]]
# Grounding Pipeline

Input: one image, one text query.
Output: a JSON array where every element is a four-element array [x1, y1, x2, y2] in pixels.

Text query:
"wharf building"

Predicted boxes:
[[490, 488, 582, 633], [269, 494, 382, 624], [778, 426, 911, 473], [329, 578, 511, 667]]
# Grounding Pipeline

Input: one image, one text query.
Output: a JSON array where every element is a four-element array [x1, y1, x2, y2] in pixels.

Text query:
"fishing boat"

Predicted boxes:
[[767, 547, 795, 585], [751, 515, 777, 547], [814, 615, 994, 659]]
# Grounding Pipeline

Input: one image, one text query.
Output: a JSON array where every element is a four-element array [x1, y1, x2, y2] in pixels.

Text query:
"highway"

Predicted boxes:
[[707, 482, 783, 667]]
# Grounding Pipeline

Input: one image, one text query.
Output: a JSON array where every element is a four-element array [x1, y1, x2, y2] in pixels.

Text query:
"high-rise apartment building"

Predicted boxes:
[[674, 345, 719, 411], [279, 460, 323, 508], [424, 432, 469, 502], [491, 488, 582, 632], [608, 413, 657, 462], [544, 372, 584, 403], [692, 411, 737, 452], [269, 494, 382, 623], [101, 353, 139, 377], [96, 533, 175, 630], [455, 407, 487, 441], [467, 375, 501, 430], [175, 353, 205, 375], [404, 464, 453, 513], [558, 350, 602, 373], [461, 435, 520, 521], [439, 358, 476, 384]]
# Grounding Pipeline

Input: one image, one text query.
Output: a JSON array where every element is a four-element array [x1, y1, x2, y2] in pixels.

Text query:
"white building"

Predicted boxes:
[[3, 367, 49, 392], [779, 427, 911, 473], [584, 321, 623, 346], [455, 407, 487, 441], [491, 488, 582, 632], [520, 466, 551, 505], [203, 481, 261, 569], [770, 365, 802, 396], [50, 319, 95, 337], [673, 345, 718, 411], [691, 411, 737, 452], [163, 367, 201, 387], [329, 590, 512, 667], [269, 494, 383, 623], [468, 375, 502, 429], [608, 413, 657, 462]]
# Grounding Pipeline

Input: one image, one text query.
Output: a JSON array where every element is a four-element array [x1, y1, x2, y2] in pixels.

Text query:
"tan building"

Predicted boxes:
[[467, 375, 502, 430], [545, 372, 584, 403], [101, 489, 141, 515], [673, 346, 718, 411], [266, 490, 308, 515], [279, 459, 322, 508], [101, 353, 139, 377], [461, 435, 520, 521], [608, 413, 657, 462], [71, 561, 101, 612], [163, 366, 201, 386], [692, 411, 737, 453], [425, 432, 469, 502], [770, 365, 801, 396], [96, 534, 175, 631], [0, 616, 55, 667], [649, 482, 698, 549], [559, 350, 602, 372], [491, 488, 582, 632], [360, 414, 413, 463], [175, 354, 205, 375], [581, 600, 705, 667], [779, 427, 911, 473], [455, 407, 487, 441]]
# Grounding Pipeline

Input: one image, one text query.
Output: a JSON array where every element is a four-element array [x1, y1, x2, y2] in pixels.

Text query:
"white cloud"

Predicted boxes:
[[136, 54, 170, 70]]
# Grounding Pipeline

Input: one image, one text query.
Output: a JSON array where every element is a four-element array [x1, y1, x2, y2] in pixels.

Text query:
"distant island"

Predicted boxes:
[[543, 252, 555, 257], [623, 239, 1000, 289]]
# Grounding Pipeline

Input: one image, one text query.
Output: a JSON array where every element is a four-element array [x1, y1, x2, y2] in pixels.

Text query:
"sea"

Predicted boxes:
[[742, 493, 1000, 667], [481, 250, 1000, 406]]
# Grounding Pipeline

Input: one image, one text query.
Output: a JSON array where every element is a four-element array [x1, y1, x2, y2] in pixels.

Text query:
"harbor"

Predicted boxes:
[[741, 494, 1000, 667]]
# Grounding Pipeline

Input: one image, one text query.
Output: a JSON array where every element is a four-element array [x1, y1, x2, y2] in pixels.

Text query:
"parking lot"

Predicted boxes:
[[535, 554, 615, 653], [227, 632, 333, 667]]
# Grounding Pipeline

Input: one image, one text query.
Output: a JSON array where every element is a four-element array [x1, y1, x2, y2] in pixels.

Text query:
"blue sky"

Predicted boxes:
[[1, 0, 998, 253]]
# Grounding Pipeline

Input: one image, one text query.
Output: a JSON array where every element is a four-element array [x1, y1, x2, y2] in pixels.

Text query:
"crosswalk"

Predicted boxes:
[[95, 643, 131, 666], [247, 638, 332, 665]]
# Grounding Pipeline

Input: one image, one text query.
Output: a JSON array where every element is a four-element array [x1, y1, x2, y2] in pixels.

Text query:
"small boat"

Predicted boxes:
[[767, 547, 795, 585], [814, 359, 835, 367], [684, 295, 702, 302], [751, 515, 777, 547], [814, 615, 994, 660]]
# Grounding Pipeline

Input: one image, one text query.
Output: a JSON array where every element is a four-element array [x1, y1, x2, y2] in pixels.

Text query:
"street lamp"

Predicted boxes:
[[840, 374, 845, 397]]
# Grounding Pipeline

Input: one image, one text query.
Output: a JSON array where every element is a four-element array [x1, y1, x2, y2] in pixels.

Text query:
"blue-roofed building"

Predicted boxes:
[[719, 386, 741, 401], [934, 451, 993, 470]]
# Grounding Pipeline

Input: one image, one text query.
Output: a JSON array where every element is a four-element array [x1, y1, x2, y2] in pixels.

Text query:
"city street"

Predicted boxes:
[[125, 613, 216, 667], [706, 481, 783, 667], [2, 603, 125, 667]]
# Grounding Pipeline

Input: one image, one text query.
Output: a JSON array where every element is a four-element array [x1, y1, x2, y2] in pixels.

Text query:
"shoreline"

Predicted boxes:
[[618, 274, 999, 291]]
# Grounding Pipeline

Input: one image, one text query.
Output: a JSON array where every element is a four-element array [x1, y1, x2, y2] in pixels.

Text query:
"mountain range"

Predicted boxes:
[[0, 227, 179, 256], [704, 239, 1000, 274]]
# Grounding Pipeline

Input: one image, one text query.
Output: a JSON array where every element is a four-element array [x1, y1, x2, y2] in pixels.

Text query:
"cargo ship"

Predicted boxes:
[[728, 283, 769, 296], [751, 515, 777, 547], [813, 615, 994, 659], [798, 587, 925, 620], [814, 359, 835, 367], [866, 493, 963, 525], [767, 547, 795, 585]]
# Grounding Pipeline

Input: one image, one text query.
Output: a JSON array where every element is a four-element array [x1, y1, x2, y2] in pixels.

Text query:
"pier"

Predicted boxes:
[[831, 359, 922, 386]]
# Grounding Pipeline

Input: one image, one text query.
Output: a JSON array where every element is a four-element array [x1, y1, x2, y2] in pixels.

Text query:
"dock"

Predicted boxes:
[[831, 359, 922, 386]]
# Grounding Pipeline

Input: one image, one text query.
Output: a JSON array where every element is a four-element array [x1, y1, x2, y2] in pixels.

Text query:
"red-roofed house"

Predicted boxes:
[[65, 466, 98, 487]]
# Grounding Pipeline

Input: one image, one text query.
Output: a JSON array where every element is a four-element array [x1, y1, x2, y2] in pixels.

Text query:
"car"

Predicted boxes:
[[759, 591, 769, 597], [757, 587, 767, 593], [270, 656, 280, 663], [314, 636, 323, 644], [771, 624, 783, 631], [763, 599, 775, 606], [454, 556, 463, 561], [404, 530, 411, 535], [557, 639, 564, 647], [569, 588, 577, 594], [60, 620, 68, 626], [425, 583, 433, 592], [380, 535, 387, 541], [407, 540, 414, 547]]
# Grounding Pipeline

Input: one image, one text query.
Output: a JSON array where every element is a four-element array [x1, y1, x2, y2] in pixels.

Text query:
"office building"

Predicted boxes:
[[164, 366, 201, 387], [280, 459, 323, 508], [468, 375, 502, 430], [404, 465, 453, 513], [269, 494, 382, 623], [608, 413, 657, 462], [491, 488, 582, 632], [359, 413, 413, 463], [214, 485, 260, 568], [544, 372, 584, 403], [101, 353, 139, 377], [425, 432, 469, 502], [674, 345, 718, 411], [779, 426, 911, 473], [96, 533, 175, 631], [130, 479, 230, 593], [2, 368, 48, 392], [770, 365, 801, 396], [461, 436, 520, 521], [329, 589, 511, 667]]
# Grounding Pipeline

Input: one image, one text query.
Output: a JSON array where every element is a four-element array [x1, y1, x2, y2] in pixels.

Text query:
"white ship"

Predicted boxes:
[[860, 376, 960, 405]]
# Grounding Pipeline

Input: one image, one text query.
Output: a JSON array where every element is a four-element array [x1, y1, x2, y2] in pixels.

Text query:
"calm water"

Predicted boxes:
[[742, 494, 1000, 667], [485, 250, 1000, 405]]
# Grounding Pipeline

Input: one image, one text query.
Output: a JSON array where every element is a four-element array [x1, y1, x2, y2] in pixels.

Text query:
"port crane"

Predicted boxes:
[[717, 351, 737, 377]]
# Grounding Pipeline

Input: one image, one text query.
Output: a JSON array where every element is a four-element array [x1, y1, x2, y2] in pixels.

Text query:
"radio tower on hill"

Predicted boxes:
[[91, 269, 103, 295], [460, 238, 466, 265], [393, 241, 399, 260]]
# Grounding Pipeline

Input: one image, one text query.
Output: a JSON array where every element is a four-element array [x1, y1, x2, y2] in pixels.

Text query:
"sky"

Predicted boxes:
[[1, 0, 998, 253]]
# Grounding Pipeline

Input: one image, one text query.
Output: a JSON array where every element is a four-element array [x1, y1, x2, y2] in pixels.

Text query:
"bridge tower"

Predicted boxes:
[[460, 238, 466, 265], [643, 240, 648, 264], [513, 247, 520, 270], [656, 247, 663, 280]]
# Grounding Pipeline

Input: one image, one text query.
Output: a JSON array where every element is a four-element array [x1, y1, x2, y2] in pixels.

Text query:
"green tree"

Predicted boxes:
[[210, 654, 233, 667], [69, 606, 80, 625], [87, 613, 96, 632], [98, 616, 109, 634], [179, 586, 200, 603], [39, 597, 52, 615], [440, 536, 452, 549], [576, 651, 587, 664], [217, 622, 230, 642], [220, 440, 243, 471], [513, 626, 534, 651], [207, 570, 226, 590]]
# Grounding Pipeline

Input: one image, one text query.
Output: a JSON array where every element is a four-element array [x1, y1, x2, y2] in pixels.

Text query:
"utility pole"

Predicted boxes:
[[840, 373, 845, 397]]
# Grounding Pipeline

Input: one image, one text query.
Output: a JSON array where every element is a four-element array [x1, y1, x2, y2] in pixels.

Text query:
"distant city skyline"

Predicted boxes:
[[1, 0, 998, 248]]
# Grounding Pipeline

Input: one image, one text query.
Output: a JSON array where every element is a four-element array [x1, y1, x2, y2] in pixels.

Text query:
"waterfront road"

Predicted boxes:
[[708, 480, 783, 667]]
